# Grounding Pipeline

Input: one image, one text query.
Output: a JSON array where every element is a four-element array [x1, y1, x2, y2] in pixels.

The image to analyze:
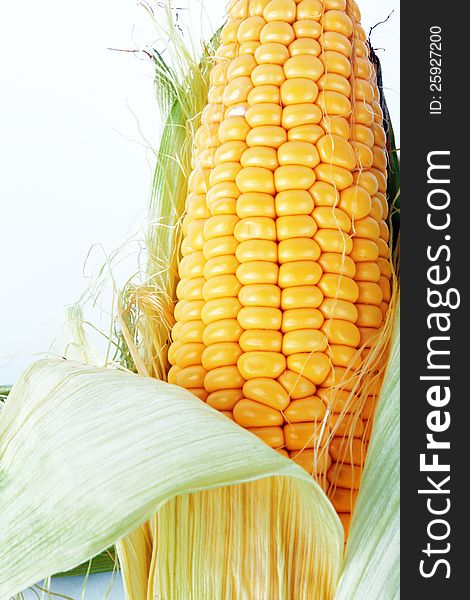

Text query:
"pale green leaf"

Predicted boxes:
[[0, 360, 343, 598], [335, 302, 400, 600]]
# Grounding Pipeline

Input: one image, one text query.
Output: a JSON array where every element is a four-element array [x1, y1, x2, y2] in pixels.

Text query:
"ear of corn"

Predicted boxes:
[[0, 1, 400, 598], [167, 0, 395, 537]]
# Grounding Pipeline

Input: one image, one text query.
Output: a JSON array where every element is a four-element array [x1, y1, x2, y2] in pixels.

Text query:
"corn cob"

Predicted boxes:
[[168, 0, 392, 535]]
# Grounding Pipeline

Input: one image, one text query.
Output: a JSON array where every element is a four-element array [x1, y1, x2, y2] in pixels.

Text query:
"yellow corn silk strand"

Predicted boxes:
[[168, 0, 392, 540]]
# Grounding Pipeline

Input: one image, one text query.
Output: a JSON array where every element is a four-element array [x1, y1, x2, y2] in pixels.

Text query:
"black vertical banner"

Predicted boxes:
[[401, 1, 468, 596]]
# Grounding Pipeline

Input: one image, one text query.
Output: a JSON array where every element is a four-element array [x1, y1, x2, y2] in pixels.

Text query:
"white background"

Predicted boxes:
[[1, 0, 399, 597]]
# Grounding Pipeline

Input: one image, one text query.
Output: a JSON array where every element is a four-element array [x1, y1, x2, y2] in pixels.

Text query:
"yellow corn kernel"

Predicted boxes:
[[318, 273, 359, 302], [287, 352, 332, 385], [179, 252, 205, 278], [278, 141, 320, 168], [288, 124, 325, 144], [248, 426, 285, 448], [223, 77, 253, 106], [321, 50, 352, 77], [275, 165, 316, 191], [355, 304, 383, 328], [237, 16, 266, 42], [285, 422, 328, 451], [354, 78, 374, 103], [328, 463, 362, 489], [243, 377, 290, 410], [278, 238, 321, 263], [202, 235, 238, 260], [246, 125, 287, 148], [201, 343, 243, 370], [314, 229, 353, 254], [320, 31, 352, 56], [284, 396, 326, 422], [349, 238, 380, 262], [315, 163, 354, 190], [317, 253, 356, 278], [203, 319, 242, 345], [227, 54, 257, 80], [176, 277, 204, 301], [233, 399, 284, 427], [207, 388, 244, 411], [352, 124, 375, 148], [282, 104, 323, 128], [260, 20, 295, 44], [203, 215, 239, 239], [236, 239, 278, 262], [278, 369, 317, 399], [254, 42, 290, 64], [282, 329, 328, 355], [236, 261, 279, 284], [276, 215, 317, 239], [379, 276, 392, 303], [281, 78, 319, 105], [281, 308, 324, 332], [251, 63, 286, 86], [353, 261, 381, 283], [352, 141, 374, 169], [293, 19, 322, 39], [379, 220, 390, 242], [247, 84, 281, 105], [236, 192, 276, 217], [352, 172, 379, 197], [239, 329, 283, 352], [313, 207, 351, 232], [317, 90, 352, 116], [318, 72, 351, 96], [205, 365, 245, 392], [221, 19, 243, 44], [218, 116, 250, 142], [236, 167, 276, 194], [203, 255, 239, 279], [330, 488, 359, 513], [281, 285, 323, 310], [291, 449, 332, 475], [327, 344, 361, 369], [279, 261, 323, 288], [320, 298, 358, 323], [214, 141, 247, 164], [353, 102, 374, 126], [238, 306, 282, 330], [320, 115, 350, 139], [275, 190, 314, 216], [238, 351, 287, 379], [208, 197, 238, 216], [284, 55, 324, 81], [173, 343, 205, 369], [330, 437, 365, 466], [296, 0, 323, 21], [263, 0, 297, 22], [356, 283, 383, 309], [174, 300, 204, 323], [201, 297, 242, 325], [202, 275, 241, 301], [289, 37, 321, 57], [353, 216, 380, 240], [175, 365, 207, 389], [339, 185, 372, 220], [323, 9, 353, 36], [322, 319, 360, 347], [239, 283, 281, 307], [373, 122, 387, 147], [234, 216, 277, 241], [245, 103, 282, 127]]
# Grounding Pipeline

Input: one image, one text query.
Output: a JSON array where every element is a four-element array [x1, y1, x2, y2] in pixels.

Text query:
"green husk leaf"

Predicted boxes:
[[0, 359, 343, 598], [55, 548, 117, 578], [335, 302, 400, 600]]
